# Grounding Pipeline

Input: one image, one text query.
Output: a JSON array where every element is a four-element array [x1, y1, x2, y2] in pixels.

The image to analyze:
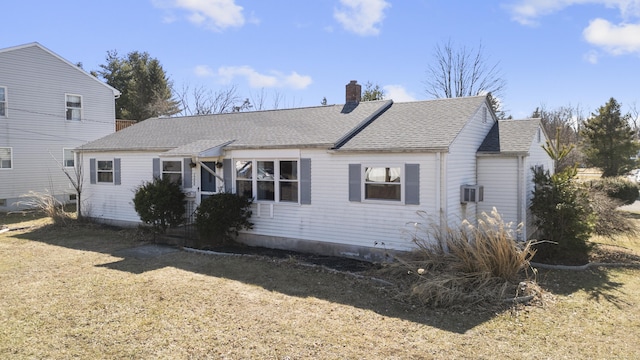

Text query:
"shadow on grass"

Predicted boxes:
[[12, 223, 497, 334]]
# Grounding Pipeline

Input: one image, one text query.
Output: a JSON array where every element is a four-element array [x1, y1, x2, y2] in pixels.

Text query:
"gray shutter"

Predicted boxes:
[[183, 158, 192, 188], [348, 164, 361, 202], [152, 158, 160, 179], [89, 158, 96, 184], [300, 158, 311, 204], [114, 158, 121, 185], [223, 159, 232, 193], [405, 163, 420, 205]]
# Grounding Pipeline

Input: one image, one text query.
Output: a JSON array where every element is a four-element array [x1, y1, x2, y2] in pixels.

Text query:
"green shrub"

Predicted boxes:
[[133, 177, 186, 233], [588, 177, 639, 205], [195, 193, 253, 247], [530, 167, 595, 264]]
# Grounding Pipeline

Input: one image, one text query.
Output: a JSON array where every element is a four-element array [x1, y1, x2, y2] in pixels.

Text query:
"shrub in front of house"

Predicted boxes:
[[195, 193, 253, 247], [530, 166, 596, 264], [133, 177, 186, 233], [588, 177, 639, 205]]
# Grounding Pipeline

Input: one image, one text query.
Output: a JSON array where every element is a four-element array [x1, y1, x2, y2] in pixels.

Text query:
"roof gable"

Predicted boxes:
[[0, 42, 121, 97], [478, 118, 543, 154]]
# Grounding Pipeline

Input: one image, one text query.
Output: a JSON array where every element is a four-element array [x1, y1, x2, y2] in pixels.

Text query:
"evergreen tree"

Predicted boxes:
[[581, 98, 639, 177], [362, 81, 385, 101], [97, 50, 180, 121]]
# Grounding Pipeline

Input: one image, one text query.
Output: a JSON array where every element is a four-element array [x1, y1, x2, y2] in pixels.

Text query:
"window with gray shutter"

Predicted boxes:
[[348, 164, 361, 202], [404, 164, 419, 205], [300, 158, 311, 204]]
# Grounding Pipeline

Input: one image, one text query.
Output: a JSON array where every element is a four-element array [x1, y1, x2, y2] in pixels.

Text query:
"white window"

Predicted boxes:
[[235, 159, 299, 202], [66, 94, 82, 121], [97, 160, 113, 183], [0, 86, 6, 117], [0, 147, 12, 169], [63, 148, 74, 167], [364, 166, 401, 201], [162, 160, 182, 184]]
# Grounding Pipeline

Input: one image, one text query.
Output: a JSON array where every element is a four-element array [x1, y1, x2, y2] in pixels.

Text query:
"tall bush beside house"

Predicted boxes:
[[195, 193, 253, 247], [133, 177, 186, 233], [530, 166, 596, 263]]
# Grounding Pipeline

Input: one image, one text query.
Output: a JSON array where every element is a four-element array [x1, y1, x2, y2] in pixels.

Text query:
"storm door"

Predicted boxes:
[[200, 162, 217, 201]]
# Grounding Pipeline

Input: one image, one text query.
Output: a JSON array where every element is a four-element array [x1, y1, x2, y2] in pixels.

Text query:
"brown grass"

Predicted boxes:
[[1, 216, 640, 359]]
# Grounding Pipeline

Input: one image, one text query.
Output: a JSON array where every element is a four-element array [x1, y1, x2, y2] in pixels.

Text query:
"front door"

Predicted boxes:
[[200, 162, 217, 201]]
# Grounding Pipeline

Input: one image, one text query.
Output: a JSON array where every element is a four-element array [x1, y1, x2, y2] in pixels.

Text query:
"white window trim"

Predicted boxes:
[[0, 147, 12, 170], [234, 158, 300, 204], [0, 86, 7, 118], [362, 164, 404, 204], [63, 148, 74, 168], [65, 93, 83, 121], [96, 159, 114, 184]]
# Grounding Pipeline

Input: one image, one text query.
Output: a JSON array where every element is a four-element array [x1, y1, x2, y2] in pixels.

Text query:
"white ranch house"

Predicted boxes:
[[0, 43, 120, 210], [78, 81, 552, 260]]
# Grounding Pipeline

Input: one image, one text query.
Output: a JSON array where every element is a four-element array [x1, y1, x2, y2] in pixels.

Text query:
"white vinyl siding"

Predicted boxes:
[[0, 44, 117, 210]]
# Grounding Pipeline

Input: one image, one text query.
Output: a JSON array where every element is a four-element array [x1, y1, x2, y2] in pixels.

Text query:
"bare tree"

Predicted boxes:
[[49, 150, 84, 220], [176, 84, 248, 116], [532, 104, 585, 172], [425, 40, 506, 101], [628, 102, 639, 140]]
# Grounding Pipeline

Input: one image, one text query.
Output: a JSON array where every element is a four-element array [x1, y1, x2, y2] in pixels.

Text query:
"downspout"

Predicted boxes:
[[517, 155, 524, 240], [438, 152, 448, 231]]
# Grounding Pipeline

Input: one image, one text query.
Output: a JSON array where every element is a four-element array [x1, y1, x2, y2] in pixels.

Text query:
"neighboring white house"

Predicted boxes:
[[0, 42, 120, 211], [77, 81, 552, 260]]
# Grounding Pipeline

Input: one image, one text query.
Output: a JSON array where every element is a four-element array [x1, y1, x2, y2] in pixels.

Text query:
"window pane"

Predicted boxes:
[[365, 167, 401, 183], [66, 108, 81, 121], [66, 95, 81, 107], [163, 161, 181, 172], [280, 182, 298, 202], [64, 149, 74, 167], [365, 184, 401, 201], [163, 173, 182, 184], [236, 160, 253, 180], [97, 161, 112, 171], [257, 161, 274, 180], [1, 160, 10, 169], [257, 181, 275, 201], [0, 87, 5, 101], [97, 172, 113, 183], [280, 161, 297, 180], [236, 180, 253, 198], [0, 102, 5, 117]]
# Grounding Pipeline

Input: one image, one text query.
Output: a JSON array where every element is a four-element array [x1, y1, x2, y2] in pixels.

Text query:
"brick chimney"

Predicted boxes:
[[345, 80, 361, 103]]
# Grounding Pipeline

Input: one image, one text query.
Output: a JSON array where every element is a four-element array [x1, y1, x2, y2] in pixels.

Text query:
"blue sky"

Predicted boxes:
[[3, 0, 640, 118]]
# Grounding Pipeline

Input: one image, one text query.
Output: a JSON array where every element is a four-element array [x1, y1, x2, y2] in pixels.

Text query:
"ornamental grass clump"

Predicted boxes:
[[393, 209, 537, 308]]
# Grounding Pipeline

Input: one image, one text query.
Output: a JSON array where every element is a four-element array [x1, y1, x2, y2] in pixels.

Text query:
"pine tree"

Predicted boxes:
[[581, 98, 639, 177]]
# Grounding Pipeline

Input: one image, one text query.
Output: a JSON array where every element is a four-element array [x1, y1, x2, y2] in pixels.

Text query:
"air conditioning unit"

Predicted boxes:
[[460, 185, 483, 203]]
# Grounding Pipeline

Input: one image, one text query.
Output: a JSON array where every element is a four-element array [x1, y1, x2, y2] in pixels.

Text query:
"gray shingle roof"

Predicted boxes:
[[79, 96, 491, 154], [336, 96, 487, 151], [79, 101, 392, 152], [477, 119, 542, 154]]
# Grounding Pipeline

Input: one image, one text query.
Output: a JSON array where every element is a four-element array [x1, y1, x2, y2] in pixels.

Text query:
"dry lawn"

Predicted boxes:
[[1, 215, 640, 359]]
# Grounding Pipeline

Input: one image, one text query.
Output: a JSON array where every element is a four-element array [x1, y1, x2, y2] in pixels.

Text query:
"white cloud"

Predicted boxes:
[[383, 85, 417, 102], [334, 0, 391, 36], [583, 18, 640, 54], [196, 65, 313, 89], [152, 0, 245, 31], [506, 0, 640, 26]]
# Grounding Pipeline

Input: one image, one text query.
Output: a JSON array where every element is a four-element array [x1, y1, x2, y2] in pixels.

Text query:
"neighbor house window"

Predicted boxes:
[[97, 160, 113, 183], [66, 94, 82, 121], [63, 148, 74, 167], [0, 147, 12, 169], [364, 167, 401, 201], [0, 86, 6, 117], [162, 160, 182, 184], [235, 159, 299, 202]]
